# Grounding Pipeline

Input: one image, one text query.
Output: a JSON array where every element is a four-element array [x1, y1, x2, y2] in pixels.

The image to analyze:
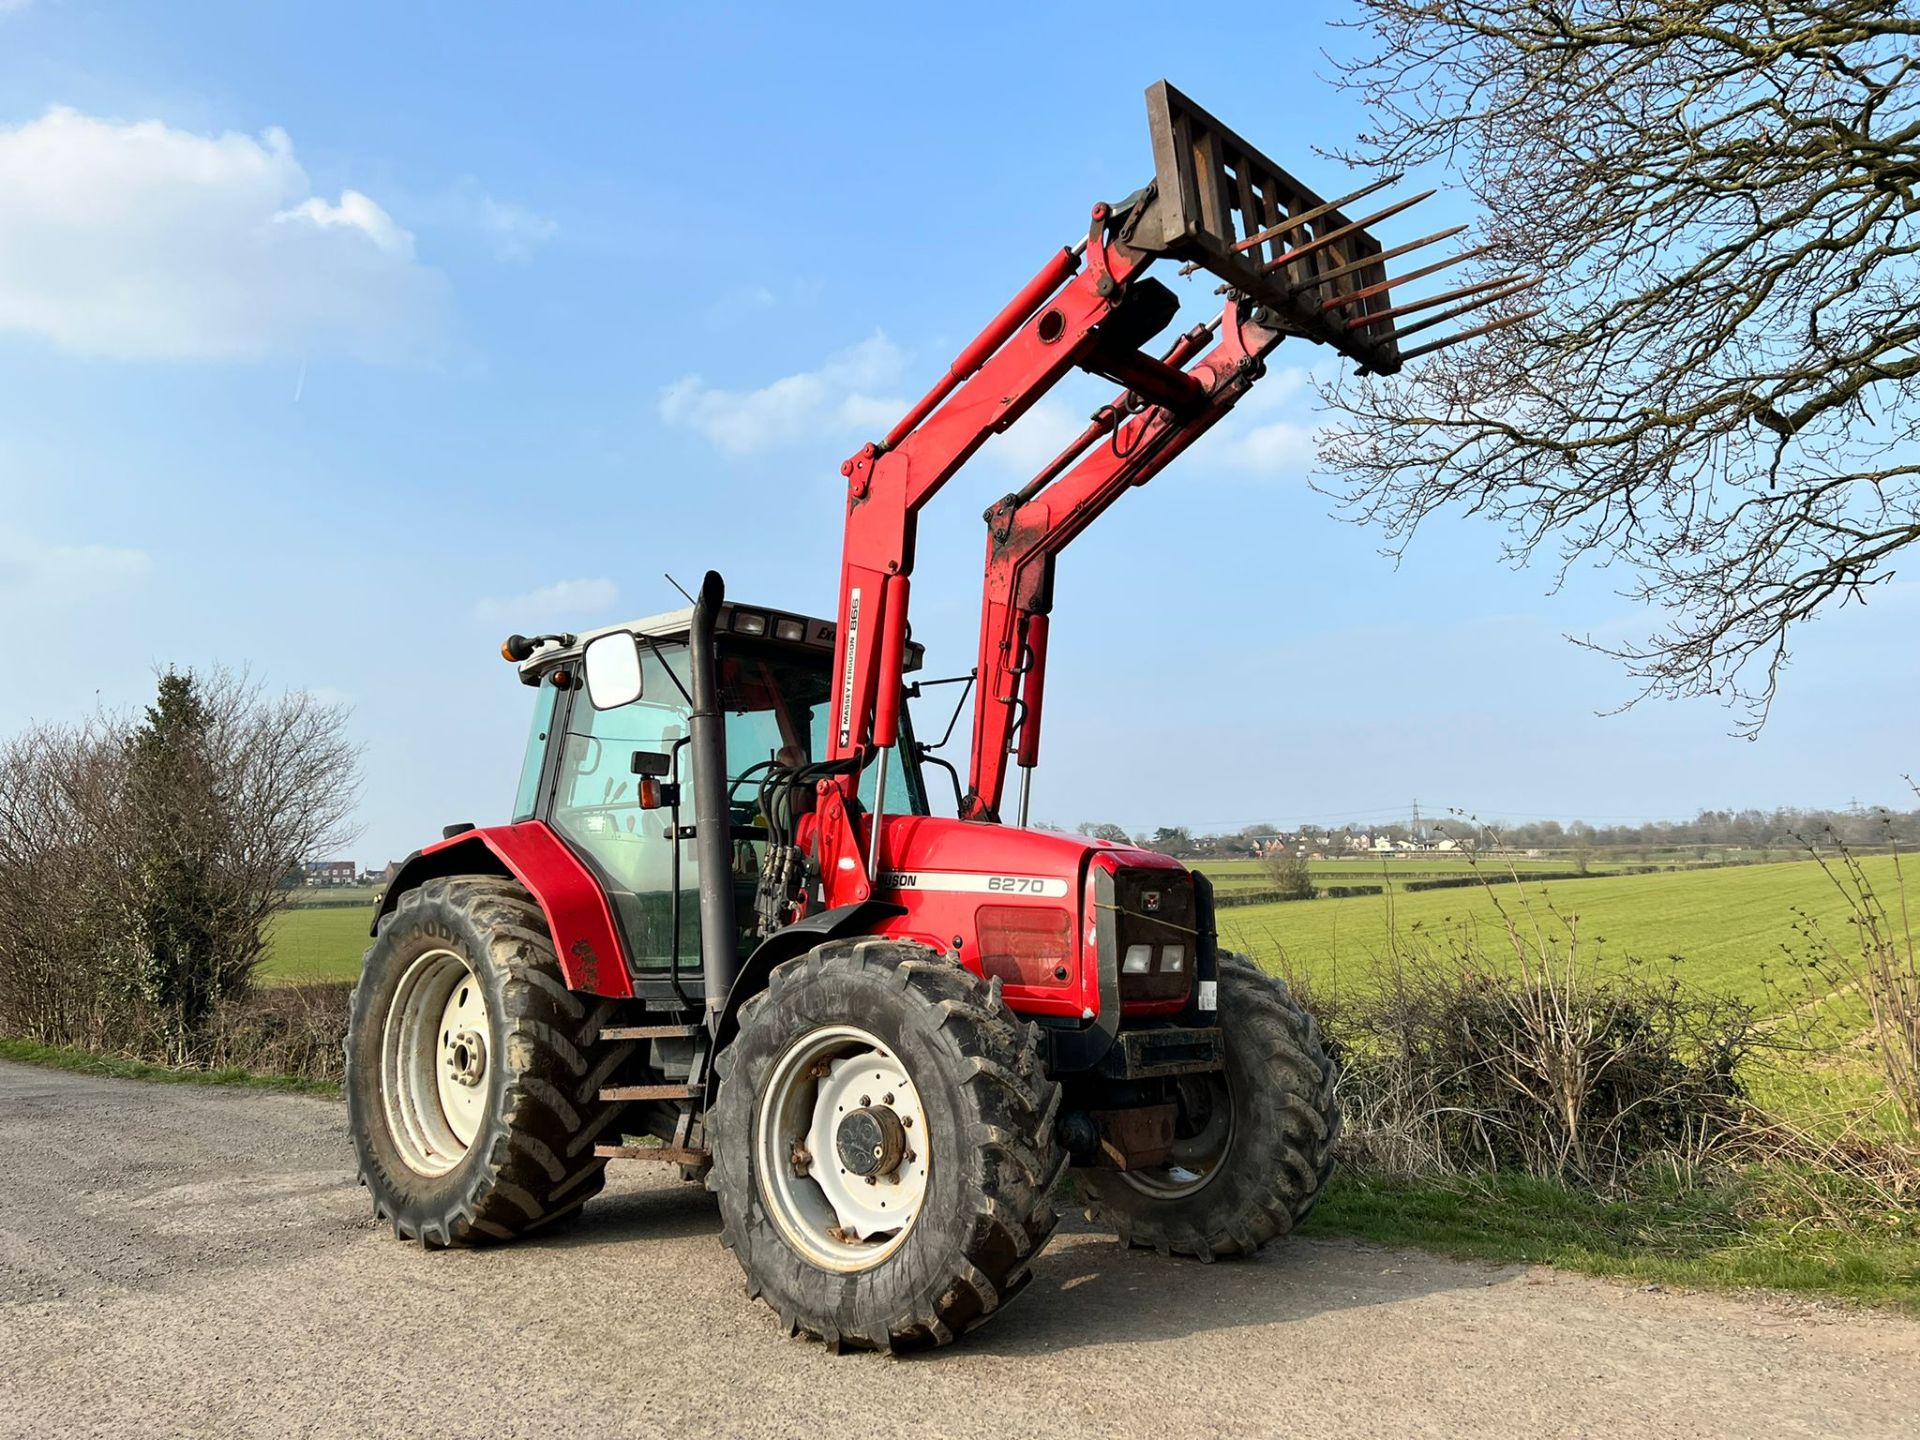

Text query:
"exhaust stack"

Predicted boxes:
[[688, 570, 739, 1020]]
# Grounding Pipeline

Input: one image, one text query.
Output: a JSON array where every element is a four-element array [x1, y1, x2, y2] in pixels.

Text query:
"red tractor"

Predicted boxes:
[[345, 82, 1526, 1350]]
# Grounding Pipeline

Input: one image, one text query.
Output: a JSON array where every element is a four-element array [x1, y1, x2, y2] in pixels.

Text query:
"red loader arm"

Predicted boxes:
[[964, 300, 1287, 821], [821, 81, 1536, 865]]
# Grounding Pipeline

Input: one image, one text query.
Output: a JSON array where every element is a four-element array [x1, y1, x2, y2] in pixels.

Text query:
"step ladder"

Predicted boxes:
[[594, 1017, 712, 1169]]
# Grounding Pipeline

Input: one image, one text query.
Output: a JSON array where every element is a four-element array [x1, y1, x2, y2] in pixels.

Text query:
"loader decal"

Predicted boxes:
[[838, 587, 861, 748]]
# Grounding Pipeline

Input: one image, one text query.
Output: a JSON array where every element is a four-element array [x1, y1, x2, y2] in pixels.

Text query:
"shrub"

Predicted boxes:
[[1262, 848, 1316, 901], [1328, 952, 1755, 1182], [205, 982, 354, 1083]]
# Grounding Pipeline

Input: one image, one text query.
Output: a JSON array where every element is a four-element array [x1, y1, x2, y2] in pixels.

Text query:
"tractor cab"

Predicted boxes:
[[506, 602, 929, 997]]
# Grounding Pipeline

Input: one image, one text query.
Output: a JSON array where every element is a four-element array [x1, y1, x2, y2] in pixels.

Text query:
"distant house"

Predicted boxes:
[[303, 860, 357, 887]]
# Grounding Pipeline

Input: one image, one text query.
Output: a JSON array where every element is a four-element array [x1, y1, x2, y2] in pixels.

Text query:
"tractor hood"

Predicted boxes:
[[873, 814, 1185, 891]]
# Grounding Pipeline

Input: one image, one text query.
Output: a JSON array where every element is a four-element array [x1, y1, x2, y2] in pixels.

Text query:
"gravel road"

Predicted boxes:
[[2, 1060, 1914, 1440]]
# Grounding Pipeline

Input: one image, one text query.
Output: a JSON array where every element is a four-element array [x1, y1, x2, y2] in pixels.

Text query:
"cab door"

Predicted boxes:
[[543, 644, 703, 978]]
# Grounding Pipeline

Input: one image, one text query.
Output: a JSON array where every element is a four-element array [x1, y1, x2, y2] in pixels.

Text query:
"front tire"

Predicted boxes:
[[345, 876, 633, 1246], [708, 939, 1065, 1351], [1079, 952, 1339, 1260]]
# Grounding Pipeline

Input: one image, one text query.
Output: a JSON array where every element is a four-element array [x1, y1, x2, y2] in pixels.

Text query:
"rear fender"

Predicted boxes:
[[372, 822, 633, 999]]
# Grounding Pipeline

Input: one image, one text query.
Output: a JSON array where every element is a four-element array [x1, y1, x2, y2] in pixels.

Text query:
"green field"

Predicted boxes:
[[1214, 855, 1901, 1011], [1195, 853, 1748, 892], [261, 904, 372, 983]]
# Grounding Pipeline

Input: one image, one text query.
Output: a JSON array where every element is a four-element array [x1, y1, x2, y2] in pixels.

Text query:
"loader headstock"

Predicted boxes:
[[1126, 81, 1535, 376]]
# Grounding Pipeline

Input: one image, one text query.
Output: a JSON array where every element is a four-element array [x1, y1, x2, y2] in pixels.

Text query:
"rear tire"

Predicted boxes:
[[708, 939, 1065, 1351], [1079, 951, 1338, 1260], [345, 876, 633, 1246]]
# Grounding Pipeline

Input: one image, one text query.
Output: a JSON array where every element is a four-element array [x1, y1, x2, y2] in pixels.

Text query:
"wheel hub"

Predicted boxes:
[[835, 1104, 908, 1178], [445, 1028, 487, 1087]]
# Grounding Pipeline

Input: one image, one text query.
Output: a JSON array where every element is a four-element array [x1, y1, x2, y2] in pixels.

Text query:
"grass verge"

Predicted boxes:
[[0, 1036, 342, 1098], [1301, 1169, 1920, 1313]]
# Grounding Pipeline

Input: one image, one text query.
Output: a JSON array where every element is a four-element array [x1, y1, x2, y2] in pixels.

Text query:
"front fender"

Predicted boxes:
[[373, 822, 632, 999], [707, 901, 906, 1088]]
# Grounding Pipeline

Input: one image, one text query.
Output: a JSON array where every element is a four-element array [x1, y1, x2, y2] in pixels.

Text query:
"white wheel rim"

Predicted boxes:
[[1118, 1073, 1235, 1199], [755, 1025, 930, 1273], [381, 948, 490, 1177]]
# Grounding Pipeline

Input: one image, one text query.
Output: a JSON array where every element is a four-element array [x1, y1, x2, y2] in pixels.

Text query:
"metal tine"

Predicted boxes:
[[1328, 243, 1489, 311], [1395, 307, 1544, 362], [1297, 227, 1471, 297], [1230, 171, 1404, 254], [1348, 273, 1537, 330], [1321, 244, 1490, 311], [1380, 275, 1545, 340], [1261, 190, 1437, 276]]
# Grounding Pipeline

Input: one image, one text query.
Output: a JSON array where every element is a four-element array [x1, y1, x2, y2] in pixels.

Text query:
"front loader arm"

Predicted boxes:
[[827, 214, 1150, 774], [814, 79, 1532, 883], [963, 302, 1287, 821]]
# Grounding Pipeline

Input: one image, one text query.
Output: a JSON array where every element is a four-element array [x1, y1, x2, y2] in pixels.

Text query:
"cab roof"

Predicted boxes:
[[513, 601, 921, 685]]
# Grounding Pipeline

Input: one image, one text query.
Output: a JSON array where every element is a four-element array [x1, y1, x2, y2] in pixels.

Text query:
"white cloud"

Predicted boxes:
[[1238, 364, 1316, 414], [0, 529, 151, 606], [275, 190, 414, 257], [1208, 366, 1325, 476], [476, 194, 556, 262], [0, 106, 445, 361], [474, 578, 620, 626], [982, 400, 1088, 475], [659, 332, 908, 456], [1215, 418, 1319, 474]]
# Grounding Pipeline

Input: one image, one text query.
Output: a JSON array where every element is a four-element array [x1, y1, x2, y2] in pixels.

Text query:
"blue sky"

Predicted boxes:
[[1, 1, 1913, 866]]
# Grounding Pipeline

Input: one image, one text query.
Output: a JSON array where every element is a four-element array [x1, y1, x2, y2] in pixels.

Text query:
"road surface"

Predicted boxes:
[[2, 1060, 1914, 1439]]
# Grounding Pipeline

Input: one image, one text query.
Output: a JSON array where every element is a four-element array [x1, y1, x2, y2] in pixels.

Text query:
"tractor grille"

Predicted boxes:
[[1112, 869, 1196, 1004]]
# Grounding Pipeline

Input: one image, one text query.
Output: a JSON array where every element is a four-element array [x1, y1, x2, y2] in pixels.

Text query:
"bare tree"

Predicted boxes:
[[0, 668, 359, 1056], [0, 722, 122, 1044], [1320, 0, 1920, 731]]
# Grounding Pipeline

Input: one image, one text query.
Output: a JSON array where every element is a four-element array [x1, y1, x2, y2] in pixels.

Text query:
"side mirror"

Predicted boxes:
[[582, 632, 644, 709]]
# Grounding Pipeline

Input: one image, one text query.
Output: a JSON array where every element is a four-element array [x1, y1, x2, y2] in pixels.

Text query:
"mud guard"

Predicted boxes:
[[371, 823, 634, 999], [708, 901, 907, 1079]]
